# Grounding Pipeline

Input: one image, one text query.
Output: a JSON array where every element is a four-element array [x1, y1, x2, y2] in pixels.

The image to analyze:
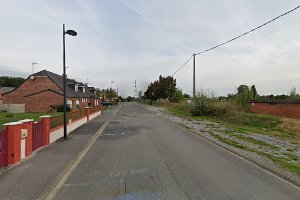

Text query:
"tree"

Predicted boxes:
[[0, 76, 25, 87], [173, 89, 184, 103], [157, 75, 176, 101], [235, 85, 251, 111], [143, 75, 177, 103], [183, 93, 191, 98], [250, 85, 258, 99], [289, 87, 300, 100], [118, 96, 124, 102], [127, 96, 134, 102], [96, 88, 117, 101], [289, 87, 297, 96], [143, 81, 160, 104], [138, 90, 143, 99]]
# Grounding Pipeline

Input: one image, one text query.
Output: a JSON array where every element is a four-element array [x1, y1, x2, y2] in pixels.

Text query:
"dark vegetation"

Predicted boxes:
[[0, 76, 25, 87], [56, 104, 71, 112], [143, 75, 184, 104]]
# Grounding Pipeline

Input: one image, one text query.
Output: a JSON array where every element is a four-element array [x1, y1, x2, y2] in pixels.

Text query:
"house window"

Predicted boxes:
[[83, 87, 85, 93], [75, 84, 78, 92], [67, 100, 73, 109], [76, 100, 80, 105]]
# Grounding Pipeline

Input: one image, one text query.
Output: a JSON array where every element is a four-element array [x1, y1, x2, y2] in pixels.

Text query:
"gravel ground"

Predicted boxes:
[[142, 104, 300, 185]]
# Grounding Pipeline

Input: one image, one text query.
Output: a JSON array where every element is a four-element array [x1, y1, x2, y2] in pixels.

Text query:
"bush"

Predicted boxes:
[[5, 113, 14, 118], [56, 104, 71, 112], [192, 95, 235, 116]]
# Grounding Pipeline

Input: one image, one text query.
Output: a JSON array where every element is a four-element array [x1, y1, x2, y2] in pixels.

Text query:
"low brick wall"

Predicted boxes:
[[49, 110, 101, 143], [250, 101, 300, 119], [1, 107, 102, 168]]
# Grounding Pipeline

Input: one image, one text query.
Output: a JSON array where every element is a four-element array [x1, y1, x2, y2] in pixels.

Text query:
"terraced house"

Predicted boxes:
[[2, 70, 100, 113]]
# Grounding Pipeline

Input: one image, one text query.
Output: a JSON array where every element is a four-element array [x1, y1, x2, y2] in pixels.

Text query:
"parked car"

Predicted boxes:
[[101, 101, 113, 106]]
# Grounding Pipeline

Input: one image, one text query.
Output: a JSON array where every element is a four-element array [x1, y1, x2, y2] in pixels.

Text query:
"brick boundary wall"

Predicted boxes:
[[1, 106, 102, 168], [250, 102, 300, 119]]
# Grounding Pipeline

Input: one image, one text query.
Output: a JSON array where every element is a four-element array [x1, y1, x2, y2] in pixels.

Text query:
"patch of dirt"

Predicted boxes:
[[279, 118, 300, 142]]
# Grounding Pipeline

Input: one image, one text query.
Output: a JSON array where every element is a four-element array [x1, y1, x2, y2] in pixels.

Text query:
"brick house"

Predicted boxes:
[[2, 70, 100, 112], [250, 100, 300, 119]]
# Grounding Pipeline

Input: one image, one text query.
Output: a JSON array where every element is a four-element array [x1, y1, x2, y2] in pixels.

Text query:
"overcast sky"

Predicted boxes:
[[0, 0, 299, 97]]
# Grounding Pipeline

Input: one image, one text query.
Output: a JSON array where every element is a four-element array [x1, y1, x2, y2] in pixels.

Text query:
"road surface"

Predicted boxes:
[[47, 102, 299, 200]]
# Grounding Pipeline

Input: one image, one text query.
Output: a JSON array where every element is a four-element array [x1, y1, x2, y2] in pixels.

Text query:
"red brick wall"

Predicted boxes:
[[250, 102, 300, 119], [2, 77, 61, 104], [25, 91, 63, 112]]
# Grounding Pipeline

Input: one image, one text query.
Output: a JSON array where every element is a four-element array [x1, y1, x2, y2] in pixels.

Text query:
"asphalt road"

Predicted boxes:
[[52, 102, 299, 200]]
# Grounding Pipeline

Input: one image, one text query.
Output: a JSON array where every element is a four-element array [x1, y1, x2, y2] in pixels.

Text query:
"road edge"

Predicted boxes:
[[142, 105, 300, 189]]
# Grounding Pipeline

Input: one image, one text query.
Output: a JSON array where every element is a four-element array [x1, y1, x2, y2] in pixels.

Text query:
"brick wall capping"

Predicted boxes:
[[3, 121, 23, 126], [250, 100, 300, 104], [18, 119, 34, 123], [85, 107, 90, 109], [39, 115, 51, 118]]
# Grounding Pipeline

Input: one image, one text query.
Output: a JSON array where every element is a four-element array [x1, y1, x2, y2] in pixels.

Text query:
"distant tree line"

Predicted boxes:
[[0, 76, 25, 87], [142, 76, 300, 115], [96, 88, 117, 100]]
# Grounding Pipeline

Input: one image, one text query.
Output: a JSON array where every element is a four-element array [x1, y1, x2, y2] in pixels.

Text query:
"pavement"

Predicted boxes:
[[0, 102, 299, 200], [0, 107, 116, 200]]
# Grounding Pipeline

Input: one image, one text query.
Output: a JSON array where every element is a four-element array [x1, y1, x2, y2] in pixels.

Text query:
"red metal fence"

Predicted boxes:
[[50, 109, 87, 129], [0, 128, 8, 168], [89, 106, 100, 114], [32, 121, 43, 151]]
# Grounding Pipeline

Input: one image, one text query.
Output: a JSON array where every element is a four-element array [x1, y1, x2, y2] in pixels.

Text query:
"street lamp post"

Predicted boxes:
[[63, 24, 77, 140], [32, 62, 38, 74]]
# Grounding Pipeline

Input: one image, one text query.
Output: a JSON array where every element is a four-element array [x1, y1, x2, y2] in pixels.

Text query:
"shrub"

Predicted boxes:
[[191, 91, 236, 116], [5, 113, 14, 118], [56, 104, 71, 112]]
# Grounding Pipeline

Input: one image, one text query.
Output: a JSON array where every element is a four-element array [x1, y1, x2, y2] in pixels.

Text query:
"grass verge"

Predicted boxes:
[[165, 103, 300, 175], [0, 112, 62, 130]]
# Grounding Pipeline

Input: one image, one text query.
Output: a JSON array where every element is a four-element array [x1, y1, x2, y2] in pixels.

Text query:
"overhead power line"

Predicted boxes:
[[195, 5, 300, 55], [172, 55, 193, 76], [172, 5, 300, 76]]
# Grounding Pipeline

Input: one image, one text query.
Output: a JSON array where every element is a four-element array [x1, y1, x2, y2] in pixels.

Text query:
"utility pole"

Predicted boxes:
[[134, 80, 137, 99], [32, 62, 38, 74], [193, 53, 196, 101]]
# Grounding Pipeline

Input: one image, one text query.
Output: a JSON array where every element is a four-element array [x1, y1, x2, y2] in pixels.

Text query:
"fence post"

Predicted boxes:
[[19, 119, 34, 157], [4, 122, 22, 165], [85, 107, 90, 121], [40, 115, 51, 146]]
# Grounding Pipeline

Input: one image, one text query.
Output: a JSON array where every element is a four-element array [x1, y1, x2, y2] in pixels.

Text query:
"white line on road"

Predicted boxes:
[[40, 105, 122, 200], [129, 103, 137, 116]]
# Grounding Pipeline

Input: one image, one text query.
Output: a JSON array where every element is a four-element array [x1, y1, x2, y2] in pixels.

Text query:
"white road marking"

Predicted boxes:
[[129, 103, 137, 116], [103, 133, 118, 136], [109, 168, 149, 178]]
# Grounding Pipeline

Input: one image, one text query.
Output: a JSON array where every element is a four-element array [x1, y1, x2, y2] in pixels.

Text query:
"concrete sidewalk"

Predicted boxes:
[[0, 107, 117, 200]]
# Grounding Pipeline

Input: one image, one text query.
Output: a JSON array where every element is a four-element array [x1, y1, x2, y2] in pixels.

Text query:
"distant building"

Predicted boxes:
[[2, 70, 100, 113], [250, 100, 300, 119], [0, 87, 16, 111], [0, 87, 15, 100]]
